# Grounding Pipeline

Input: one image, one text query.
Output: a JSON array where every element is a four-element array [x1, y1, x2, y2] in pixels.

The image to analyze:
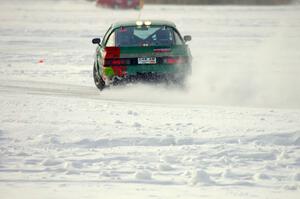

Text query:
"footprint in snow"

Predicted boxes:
[[133, 122, 142, 128], [190, 169, 215, 185], [253, 173, 271, 181], [42, 158, 63, 166], [157, 163, 174, 171], [128, 110, 138, 116], [135, 170, 152, 180]]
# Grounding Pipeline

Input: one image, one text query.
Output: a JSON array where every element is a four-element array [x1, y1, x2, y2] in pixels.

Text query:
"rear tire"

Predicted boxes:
[[93, 64, 105, 91]]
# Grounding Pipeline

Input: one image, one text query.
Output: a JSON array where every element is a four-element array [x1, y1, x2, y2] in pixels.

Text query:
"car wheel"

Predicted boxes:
[[93, 63, 105, 91]]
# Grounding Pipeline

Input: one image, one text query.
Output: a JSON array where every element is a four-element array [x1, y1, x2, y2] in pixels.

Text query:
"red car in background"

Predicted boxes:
[[96, 0, 144, 9]]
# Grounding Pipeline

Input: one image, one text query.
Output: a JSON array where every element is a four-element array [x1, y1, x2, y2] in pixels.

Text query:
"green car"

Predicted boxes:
[[92, 20, 192, 90]]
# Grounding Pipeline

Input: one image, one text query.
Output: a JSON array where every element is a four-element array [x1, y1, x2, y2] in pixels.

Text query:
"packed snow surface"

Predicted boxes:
[[0, 0, 300, 198]]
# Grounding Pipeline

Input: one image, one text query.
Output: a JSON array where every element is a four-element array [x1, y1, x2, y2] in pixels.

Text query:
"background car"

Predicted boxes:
[[96, 0, 144, 9], [92, 20, 192, 90]]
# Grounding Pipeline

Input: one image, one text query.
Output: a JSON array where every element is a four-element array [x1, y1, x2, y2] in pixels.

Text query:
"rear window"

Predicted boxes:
[[111, 26, 182, 47]]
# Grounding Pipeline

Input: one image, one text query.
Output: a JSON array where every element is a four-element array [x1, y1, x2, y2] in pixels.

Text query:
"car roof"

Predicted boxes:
[[111, 20, 177, 29]]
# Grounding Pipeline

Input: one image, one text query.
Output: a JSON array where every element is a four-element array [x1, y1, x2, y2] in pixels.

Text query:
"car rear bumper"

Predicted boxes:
[[102, 64, 191, 84], [111, 72, 186, 85]]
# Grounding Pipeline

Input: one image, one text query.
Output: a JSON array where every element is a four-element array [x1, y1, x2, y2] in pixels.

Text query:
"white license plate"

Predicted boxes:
[[138, 57, 156, 65]]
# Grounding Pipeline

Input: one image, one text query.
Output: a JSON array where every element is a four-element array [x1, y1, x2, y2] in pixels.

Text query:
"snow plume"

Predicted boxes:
[[195, 7, 300, 108], [187, 23, 300, 109], [185, 6, 300, 109]]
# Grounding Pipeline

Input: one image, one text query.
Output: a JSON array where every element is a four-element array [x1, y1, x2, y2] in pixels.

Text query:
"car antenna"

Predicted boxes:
[[138, 9, 142, 20], [137, 0, 144, 21]]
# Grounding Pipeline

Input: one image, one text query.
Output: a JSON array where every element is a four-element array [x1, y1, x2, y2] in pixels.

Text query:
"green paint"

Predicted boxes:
[[103, 67, 115, 78]]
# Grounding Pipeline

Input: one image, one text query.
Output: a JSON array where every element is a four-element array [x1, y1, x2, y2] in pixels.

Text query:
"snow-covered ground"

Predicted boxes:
[[0, 0, 300, 198]]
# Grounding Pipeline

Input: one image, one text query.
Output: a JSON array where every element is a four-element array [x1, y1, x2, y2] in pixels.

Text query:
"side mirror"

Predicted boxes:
[[92, 38, 101, 45], [184, 35, 192, 42]]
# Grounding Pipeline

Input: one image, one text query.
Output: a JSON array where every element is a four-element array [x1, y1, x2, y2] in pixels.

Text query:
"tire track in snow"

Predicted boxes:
[[0, 80, 99, 100]]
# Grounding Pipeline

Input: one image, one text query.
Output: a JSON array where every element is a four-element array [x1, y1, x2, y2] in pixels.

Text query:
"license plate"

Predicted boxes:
[[138, 57, 156, 65]]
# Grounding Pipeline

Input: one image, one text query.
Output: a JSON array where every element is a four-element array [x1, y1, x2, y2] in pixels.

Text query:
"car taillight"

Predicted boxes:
[[163, 57, 186, 65], [154, 48, 171, 53], [104, 58, 131, 66], [103, 46, 130, 67], [104, 47, 120, 59]]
